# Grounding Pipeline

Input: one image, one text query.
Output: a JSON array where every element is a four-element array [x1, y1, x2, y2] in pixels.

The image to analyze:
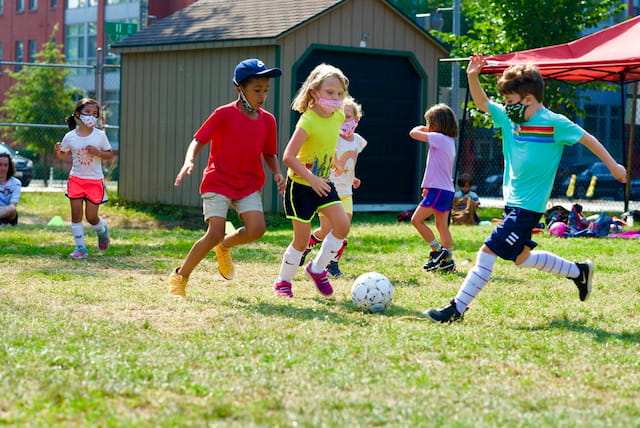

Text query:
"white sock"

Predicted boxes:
[[277, 245, 303, 283], [311, 231, 343, 273], [428, 239, 440, 251], [90, 217, 106, 235], [455, 251, 497, 313], [518, 250, 579, 277], [71, 222, 85, 248]]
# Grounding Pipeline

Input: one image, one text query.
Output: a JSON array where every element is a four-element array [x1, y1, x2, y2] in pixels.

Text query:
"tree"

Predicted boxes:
[[0, 26, 82, 184], [431, 0, 625, 126]]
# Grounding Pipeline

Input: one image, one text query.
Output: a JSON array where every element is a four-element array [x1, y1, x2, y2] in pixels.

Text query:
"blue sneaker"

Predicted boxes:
[[69, 246, 88, 259]]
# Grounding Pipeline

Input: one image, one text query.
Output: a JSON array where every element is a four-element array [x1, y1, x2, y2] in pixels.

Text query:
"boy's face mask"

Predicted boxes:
[[505, 101, 527, 124]]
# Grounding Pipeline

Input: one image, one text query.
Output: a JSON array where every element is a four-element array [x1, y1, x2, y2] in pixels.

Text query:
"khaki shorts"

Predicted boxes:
[[202, 191, 263, 221]]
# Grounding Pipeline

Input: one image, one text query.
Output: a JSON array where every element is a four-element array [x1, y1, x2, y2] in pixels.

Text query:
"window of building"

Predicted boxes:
[[50, 0, 56, 7], [28, 39, 37, 62], [0, 42, 3, 75], [15, 40, 24, 71], [0, 0, 4, 15], [66, 0, 98, 8], [65, 22, 97, 68], [16, 0, 24, 12], [29, 0, 36, 10]]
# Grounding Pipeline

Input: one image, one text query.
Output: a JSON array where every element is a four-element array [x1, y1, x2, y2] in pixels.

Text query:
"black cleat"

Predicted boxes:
[[425, 299, 464, 323], [569, 260, 593, 301], [423, 249, 447, 271], [327, 261, 343, 277]]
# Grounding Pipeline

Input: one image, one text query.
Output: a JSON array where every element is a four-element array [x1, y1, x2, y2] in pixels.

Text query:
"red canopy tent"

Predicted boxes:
[[452, 15, 640, 208], [480, 15, 640, 83]]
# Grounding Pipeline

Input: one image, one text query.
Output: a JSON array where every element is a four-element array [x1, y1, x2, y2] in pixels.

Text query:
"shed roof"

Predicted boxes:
[[112, 0, 345, 48]]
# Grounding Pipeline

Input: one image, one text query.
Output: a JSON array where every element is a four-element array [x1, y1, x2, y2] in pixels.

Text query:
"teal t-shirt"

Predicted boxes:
[[488, 101, 584, 213]]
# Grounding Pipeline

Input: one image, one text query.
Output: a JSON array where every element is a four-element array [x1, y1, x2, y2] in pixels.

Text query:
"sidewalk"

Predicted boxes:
[[480, 196, 640, 213]]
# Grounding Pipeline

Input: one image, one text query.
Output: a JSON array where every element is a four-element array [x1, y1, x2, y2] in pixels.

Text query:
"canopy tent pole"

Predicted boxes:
[[625, 81, 638, 212]]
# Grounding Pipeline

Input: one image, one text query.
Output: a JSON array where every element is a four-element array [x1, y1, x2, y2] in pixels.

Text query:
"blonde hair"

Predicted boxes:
[[291, 63, 349, 113], [342, 96, 363, 119]]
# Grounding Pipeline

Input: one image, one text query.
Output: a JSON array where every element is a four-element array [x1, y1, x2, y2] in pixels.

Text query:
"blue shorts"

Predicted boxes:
[[419, 188, 455, 213], [283, 178, 341, 223], [485, 206, 541, 261]]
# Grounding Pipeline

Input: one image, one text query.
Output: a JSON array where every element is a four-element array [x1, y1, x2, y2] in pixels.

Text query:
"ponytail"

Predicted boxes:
[[66, 114, 77, 130]]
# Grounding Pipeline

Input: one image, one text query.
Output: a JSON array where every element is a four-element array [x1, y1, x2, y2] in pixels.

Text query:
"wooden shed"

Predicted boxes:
[[112, 0, 448, 213]]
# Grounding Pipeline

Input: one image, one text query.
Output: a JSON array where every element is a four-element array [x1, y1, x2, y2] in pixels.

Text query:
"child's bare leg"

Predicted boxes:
[[179, 217, 225, 278], [223, 210, 266, 247], [433, 210, 452, 249], [411, 206, 436, 243]]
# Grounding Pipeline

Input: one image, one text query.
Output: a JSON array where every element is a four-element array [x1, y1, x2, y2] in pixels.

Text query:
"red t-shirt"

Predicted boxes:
[[194, 102, 278, 198]]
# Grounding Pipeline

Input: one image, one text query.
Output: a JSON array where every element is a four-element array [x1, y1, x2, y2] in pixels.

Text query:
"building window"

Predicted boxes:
[[50, 0, 56, 7], [16, 0, 24, 12], [28, 39, 37, 62], [0, 42, 3, 75], [29, 0, 36, 10], [15, 40, 24, 71], [65, 22, 97, 67], [0, 0, 4, 15], [66, 0, 98, 8]]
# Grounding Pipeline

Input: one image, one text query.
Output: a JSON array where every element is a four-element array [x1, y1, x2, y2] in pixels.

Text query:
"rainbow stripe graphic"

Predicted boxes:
[[514, 126, 554, 143]]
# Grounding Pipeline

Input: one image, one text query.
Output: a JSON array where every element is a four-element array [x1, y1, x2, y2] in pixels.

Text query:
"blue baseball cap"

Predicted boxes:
[[233, 58, 282, 86]]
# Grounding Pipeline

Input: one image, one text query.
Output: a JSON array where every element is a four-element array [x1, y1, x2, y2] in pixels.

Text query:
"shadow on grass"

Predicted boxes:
[[522, 317, 640, 343], [230, 296, 423, 324]]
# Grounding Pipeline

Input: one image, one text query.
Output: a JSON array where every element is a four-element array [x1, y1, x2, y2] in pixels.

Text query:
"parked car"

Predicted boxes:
[[561, 162, 625, 200], [0, 142, 33, 187]]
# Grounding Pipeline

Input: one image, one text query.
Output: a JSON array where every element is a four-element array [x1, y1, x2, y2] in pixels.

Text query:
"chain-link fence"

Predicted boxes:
[[437, 60, 640, 214], [0, 50, 119, 187]]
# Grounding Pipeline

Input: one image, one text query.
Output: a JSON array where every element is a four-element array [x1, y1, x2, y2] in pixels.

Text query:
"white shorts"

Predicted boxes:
[[201, 191, 263, 221]]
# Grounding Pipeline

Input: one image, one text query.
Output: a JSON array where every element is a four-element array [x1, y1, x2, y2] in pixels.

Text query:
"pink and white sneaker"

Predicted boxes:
[[304, 262, 333, 296], [274, 280, 293, 298]]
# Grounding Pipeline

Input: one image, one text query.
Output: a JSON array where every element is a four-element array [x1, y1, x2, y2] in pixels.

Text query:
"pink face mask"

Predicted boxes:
[[317, 97, 342, 113], [340, 118, 358, 137]]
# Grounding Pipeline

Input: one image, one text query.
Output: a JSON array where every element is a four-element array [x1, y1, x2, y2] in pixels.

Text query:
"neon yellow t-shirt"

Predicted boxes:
[[288, 109, 345, 186]]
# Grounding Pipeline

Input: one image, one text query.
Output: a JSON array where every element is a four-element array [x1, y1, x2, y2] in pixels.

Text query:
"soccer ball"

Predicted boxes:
[[351, 272, 393, 313]]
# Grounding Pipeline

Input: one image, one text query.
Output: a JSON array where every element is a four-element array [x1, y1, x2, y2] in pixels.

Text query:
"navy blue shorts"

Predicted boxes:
[[419, 188, 455, 213], [283, 178, 341, 223], [484, 206, 541, 261]]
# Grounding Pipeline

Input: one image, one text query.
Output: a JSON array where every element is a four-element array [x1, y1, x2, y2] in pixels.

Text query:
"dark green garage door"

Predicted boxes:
[[295, 49, 423, 207]]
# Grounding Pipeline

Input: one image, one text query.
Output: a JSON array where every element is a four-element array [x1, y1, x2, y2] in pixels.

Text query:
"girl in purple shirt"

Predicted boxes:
[[408, 103, 458, 273]]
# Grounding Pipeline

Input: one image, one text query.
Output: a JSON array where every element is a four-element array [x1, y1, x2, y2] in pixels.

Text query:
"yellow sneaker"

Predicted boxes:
[[168, 268, 188, 298], [214, 243, 234, 280]]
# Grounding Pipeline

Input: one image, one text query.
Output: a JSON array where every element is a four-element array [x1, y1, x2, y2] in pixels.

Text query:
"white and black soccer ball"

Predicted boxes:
[[351, 272, 393, 313]]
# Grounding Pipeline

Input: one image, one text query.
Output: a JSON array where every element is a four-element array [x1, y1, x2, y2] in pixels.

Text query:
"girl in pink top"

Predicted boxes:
[[409, 103, 458, 273]]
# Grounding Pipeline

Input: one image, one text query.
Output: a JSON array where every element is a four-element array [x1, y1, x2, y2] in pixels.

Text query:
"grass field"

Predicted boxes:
[[1, 191, 639, 426]]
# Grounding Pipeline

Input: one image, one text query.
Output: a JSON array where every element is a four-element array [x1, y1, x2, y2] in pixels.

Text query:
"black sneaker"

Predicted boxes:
[[425, 299, 464, 323], [299, 247, 312, 266], [327, 261, 343, 277], [437, 258, 456, 273], [423, 249, 447, 271], [569, 260, 593, 301]]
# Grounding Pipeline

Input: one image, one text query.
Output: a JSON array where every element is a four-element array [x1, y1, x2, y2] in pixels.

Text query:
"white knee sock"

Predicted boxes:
[[277, 245, 303, 283], [311, 231, 343, 273], [71, 222, 85, 247], [518, 250, 579, 277], [455, 251, 497, 313], [90, 217, 106, 235]]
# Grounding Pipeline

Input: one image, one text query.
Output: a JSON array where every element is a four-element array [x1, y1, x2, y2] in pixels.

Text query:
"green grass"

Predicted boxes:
[[1, 192, 639, 426]]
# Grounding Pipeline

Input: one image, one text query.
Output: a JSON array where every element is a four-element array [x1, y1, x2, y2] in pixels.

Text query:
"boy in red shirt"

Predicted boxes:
[[168, 59, 285, 298]]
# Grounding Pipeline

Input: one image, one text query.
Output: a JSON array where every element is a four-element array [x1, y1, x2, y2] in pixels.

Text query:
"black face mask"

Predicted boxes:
[[505, 102, 527, 124]]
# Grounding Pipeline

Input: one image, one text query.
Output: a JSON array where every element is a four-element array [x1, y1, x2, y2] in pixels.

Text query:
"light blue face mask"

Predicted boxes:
[[238, 89, 256, 112]]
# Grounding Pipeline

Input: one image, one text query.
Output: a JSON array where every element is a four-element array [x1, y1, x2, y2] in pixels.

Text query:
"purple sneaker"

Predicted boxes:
[[97, 224, 110, 251], [304, 262, 334, 296], [274, 280, 293, 298]]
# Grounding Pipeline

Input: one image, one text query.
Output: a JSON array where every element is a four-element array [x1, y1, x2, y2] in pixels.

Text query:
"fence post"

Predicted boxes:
[[95, 48, 104, 110]]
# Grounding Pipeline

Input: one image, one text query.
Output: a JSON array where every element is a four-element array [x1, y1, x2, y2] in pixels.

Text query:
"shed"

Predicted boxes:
[[112, 0, 448, 212]]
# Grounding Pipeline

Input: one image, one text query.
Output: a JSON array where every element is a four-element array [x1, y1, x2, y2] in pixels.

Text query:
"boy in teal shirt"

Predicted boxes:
[[426, 54, 627, 323]]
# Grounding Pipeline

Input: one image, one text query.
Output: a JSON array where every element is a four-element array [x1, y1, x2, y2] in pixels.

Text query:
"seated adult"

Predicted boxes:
[[0, 153, 21, 226]]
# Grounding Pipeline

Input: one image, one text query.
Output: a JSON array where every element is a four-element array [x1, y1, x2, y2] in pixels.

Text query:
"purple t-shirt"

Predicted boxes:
[[420, 132, 455, 192]]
